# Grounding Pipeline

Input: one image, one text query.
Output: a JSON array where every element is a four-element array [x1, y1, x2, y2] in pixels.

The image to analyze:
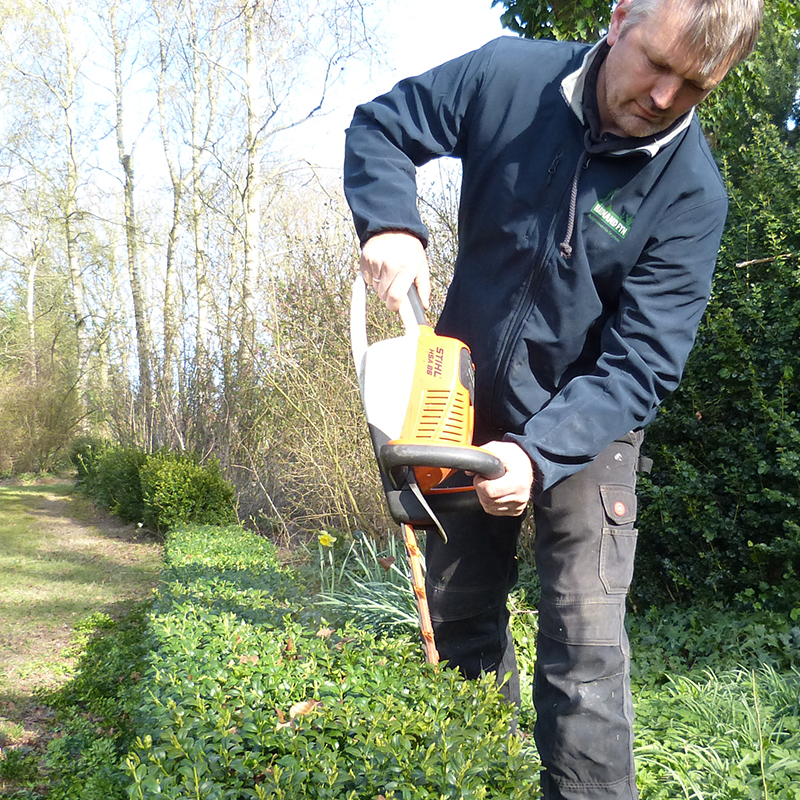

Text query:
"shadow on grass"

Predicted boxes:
[[0, 477, 163, 793], [0, 602, 153, 799]]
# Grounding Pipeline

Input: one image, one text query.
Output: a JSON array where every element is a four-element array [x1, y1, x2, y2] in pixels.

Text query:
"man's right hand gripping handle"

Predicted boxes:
[[360, 231, 431, 312]]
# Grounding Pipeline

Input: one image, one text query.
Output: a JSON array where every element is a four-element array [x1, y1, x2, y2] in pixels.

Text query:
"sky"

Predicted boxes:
[[279, 0, 509, 172]]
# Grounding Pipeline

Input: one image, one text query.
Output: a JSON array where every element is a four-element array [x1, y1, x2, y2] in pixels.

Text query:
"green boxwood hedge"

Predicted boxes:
[[126, 524, 538, 799], [139, 453, 236, 532], [74, 444, 237, 533], [96, 447, 148, 523]]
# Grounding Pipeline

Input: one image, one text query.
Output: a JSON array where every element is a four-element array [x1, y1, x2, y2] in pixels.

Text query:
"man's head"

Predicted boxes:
[[597, 0, 764, 138]]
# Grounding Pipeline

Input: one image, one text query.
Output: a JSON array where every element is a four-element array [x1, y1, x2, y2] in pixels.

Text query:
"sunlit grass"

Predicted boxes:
[[0, 478, 162, 715]]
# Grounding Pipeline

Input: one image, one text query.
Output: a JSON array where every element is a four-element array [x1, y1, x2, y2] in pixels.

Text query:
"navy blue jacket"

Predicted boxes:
[[344, 36, 727, 495]]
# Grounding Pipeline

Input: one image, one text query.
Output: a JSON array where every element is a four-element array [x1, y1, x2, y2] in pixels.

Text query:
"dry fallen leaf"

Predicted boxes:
[[275, 706, 293, 731], [289, 699, 322, 719], [377, 556, 395, 571], [275, 699, 322, 731]]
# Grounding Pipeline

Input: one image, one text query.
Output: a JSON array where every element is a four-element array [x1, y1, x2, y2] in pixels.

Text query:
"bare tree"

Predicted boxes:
[[107, 0, 155, 446], [0, 1, 93, 421], [204, 0, 373, 383], [239, 0, 261, 382], [0, 0, 382, 495], [151, 0, 224, 449]]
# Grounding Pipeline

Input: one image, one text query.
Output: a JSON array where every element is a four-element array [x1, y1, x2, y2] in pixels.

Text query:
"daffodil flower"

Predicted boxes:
[[318, 531, 337, 548]]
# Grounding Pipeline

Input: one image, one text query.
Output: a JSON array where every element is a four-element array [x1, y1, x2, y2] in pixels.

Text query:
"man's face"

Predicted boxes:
[[598, 0, 731, 138]]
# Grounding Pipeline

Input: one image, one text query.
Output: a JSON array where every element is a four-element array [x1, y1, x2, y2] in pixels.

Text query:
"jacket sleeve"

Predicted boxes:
[[343, 42, 497, 245], [505, 193, 727, 496]]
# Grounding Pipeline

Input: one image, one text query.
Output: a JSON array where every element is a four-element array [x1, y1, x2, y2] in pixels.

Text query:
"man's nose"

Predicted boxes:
[[650, 74, 682, 109]]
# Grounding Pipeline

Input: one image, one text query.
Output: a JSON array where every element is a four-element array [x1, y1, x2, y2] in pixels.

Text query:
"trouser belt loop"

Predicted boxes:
[[636, 455, 653, 474]]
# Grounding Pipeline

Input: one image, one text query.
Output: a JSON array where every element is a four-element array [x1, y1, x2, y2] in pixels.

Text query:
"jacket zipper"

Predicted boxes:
[[487, 150, 591, 427]]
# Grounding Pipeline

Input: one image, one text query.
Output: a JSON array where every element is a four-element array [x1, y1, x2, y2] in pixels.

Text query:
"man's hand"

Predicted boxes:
[[473, 441, 535, 517], [360, 231, 431, 311]]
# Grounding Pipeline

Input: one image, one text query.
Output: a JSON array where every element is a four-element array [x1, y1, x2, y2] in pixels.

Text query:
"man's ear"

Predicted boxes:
[[607, 0, 632, 46]]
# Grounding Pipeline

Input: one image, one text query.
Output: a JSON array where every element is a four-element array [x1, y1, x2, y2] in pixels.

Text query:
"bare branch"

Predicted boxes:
[[734, 253, 797, 269]]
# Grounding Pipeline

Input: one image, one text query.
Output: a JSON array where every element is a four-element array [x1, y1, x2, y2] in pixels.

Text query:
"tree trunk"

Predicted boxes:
[[190, 2, 215, 451], [26, 243, 38, 382], [111, 1, 153, 448], [63, 73, 90, 426], [239, 0, 262, 385]]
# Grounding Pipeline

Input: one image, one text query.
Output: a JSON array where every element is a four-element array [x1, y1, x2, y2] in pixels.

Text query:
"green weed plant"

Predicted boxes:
[[636, 666, 800, 799], [69, 436, 110, 493], [315, 529, 419, 633]]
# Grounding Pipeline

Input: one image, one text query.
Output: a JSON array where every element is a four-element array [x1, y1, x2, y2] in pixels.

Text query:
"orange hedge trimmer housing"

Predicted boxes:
[[350, 277, 503, 664]]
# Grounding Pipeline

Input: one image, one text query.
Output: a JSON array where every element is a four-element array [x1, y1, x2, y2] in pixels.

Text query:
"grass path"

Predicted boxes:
[[0, 477, 162, 754]]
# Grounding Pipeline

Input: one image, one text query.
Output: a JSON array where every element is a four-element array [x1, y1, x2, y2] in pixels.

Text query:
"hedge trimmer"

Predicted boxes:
[[350, 276, 503, 664]]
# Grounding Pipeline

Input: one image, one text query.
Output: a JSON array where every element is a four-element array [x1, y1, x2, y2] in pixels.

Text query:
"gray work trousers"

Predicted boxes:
[[425, 430, 643, 800]]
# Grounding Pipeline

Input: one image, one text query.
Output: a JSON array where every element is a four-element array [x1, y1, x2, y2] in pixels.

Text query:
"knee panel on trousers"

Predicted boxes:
[[538, 596, 627, 648], [427, 583, 511, 679]]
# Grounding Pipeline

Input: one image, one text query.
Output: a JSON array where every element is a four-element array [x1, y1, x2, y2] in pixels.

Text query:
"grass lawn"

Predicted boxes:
[[0, 477, 162, 752]]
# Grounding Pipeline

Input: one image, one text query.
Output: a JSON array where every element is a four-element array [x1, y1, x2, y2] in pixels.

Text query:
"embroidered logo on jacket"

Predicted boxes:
[[589, 192, 633, 241]]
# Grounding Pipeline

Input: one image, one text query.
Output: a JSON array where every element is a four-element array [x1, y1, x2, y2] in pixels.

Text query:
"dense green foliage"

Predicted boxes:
[[125, 524, 535, 799], [493, 0, 611, 41], [633, 241, 800, 608], [73, 443, 237, 533], [628, 603, 800, 681], [5, 515, 798, 798], [634, 8, 800, 611]]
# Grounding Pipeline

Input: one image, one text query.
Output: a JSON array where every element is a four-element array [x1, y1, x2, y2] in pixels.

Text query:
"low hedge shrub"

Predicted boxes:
[[139, 453, 237, 533], [73, 444, 237, 532], [96, 447, 148, 523], [126, 524, 538, 799]]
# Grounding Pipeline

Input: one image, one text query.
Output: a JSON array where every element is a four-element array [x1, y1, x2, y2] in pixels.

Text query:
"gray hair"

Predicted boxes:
[[620, 0, 764, 76]]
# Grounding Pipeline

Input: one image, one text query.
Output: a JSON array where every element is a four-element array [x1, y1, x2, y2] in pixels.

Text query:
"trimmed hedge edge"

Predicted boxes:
[[126, 523, 540, 799]]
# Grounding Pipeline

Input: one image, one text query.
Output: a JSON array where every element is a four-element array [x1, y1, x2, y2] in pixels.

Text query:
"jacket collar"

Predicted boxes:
[[560, 38, 694, 158]]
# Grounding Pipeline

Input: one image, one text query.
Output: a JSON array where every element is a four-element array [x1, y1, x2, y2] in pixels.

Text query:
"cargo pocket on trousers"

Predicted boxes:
[[599, 485, 638, 595], [426, 583, 507, 623]]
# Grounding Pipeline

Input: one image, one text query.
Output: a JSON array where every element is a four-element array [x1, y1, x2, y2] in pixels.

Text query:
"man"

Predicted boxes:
[[343, 0, 763, 797]]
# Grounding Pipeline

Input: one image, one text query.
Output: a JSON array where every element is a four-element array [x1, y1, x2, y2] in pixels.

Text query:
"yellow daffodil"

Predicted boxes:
[[318, 531, 337, 547]]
